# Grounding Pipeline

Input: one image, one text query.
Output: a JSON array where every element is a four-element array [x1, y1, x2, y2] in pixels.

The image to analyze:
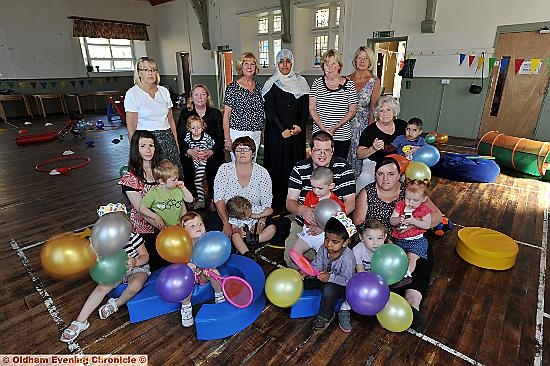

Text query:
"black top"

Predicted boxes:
[[264, 84, 310, 132], [358, 119, 407, 163], [177, 106, 224, 157]]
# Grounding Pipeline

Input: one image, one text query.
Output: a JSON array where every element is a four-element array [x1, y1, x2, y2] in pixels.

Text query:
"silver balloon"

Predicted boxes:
[[314, 199, 342, 228], [90, 212, 132, 256]]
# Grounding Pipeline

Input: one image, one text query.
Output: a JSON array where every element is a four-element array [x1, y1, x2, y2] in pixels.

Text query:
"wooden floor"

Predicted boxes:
[[0, 114, 548, 366]]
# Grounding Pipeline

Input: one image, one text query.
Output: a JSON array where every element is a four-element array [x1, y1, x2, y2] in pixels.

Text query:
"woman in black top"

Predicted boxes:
[[177, 84, 224, 206], [262, 49, 310, 209]]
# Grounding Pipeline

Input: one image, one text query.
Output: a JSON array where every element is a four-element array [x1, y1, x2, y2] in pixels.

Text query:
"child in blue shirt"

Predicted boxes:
[[391, 117, 427, 160]]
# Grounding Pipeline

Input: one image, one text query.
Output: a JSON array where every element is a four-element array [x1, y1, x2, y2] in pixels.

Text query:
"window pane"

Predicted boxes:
[[259, 40, 269, 68], [79, 38, 88, 64], [335, 6, 340, 26], [88, 45, 112, 58], [91, 59, 112, 71], [258, 17, 268, 34], [114, 60, 133, 70], [86, 37, 109, 44], [335, 34, 339, 51], [314, 35, 328, 65], [110, 39, 131, 45], [111, 46, 133, 58], [315, 8, 329, 28], [273, 39, 282, 65], [273, 15, 282, 32], [490, 56, 511, 117]]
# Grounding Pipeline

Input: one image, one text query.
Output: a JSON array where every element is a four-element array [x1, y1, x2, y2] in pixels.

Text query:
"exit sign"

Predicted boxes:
[[373, 30, 394, 38]]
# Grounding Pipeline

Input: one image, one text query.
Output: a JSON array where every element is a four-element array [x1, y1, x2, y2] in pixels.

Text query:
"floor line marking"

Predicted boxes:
[[533, 202, 547, 366], [452, 223, 541, 249], [407, 329, 485, 365], [9, 237, 84, 354], [19, 224, 94, 251]]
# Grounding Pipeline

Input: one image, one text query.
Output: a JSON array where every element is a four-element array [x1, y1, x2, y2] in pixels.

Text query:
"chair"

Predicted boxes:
[[0, 94, 34, 121], [33, 94, 67, 118]]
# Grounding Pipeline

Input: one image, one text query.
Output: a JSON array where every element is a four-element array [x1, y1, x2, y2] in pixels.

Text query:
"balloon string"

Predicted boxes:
[[88, 239, 100, 262]]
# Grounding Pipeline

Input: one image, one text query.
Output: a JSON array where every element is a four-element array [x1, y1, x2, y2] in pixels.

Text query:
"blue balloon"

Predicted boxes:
[[156, 264, 194, 302], [346, 272, 390, 316], [412, 145, 441, 167], [192, 231, 231, 268]]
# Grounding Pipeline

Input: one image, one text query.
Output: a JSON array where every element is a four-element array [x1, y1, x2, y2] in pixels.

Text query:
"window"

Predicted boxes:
[[80, 37, 135, 72], [312, 4, 341, 66], [256, 10, 282, 69]]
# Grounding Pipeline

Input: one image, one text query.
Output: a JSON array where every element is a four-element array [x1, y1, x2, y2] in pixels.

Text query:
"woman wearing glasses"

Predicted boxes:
[[125, 57, 183, 175], [212, 136, 290, 258]]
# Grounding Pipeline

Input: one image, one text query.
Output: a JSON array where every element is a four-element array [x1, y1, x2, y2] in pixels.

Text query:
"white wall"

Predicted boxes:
[[0, 0, 157, 79]]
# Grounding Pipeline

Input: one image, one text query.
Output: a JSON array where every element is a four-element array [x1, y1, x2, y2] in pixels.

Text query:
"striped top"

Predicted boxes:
[[184, 132, 215, 152], [311, 77, 358, 141], [123, 232, 145, 259], [288, 157, 355, 226]]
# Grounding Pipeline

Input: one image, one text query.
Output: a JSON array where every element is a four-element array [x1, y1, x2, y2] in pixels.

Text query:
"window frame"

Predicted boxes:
[[311, 3, 341, 67], [256, 10, 282, 70], [79, 37, 136, 73]]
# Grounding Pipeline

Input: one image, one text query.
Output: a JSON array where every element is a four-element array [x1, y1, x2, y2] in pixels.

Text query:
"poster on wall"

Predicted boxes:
[[518, 59, 542, 75]]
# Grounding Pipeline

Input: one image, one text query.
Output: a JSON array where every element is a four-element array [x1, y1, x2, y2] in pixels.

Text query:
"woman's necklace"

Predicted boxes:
[[325, 76, 341, 89]]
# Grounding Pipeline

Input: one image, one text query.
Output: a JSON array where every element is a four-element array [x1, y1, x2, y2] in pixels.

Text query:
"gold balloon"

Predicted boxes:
[[376, 292, 413, 332], [40, 234, 97, 279], [436, 133, 449, 143], [156, 226, 193, 264]]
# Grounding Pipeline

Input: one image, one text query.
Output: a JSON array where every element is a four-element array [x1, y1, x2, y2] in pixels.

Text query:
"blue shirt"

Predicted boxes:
[[391, 135, 427, 156]]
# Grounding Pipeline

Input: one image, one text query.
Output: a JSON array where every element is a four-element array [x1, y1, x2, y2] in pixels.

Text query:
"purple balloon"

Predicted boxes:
[[346, 272, 390, 316], [156, 264, 195, 303]]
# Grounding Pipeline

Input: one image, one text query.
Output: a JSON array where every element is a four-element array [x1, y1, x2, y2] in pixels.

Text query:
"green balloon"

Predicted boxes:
[[265, 268, 303, 307], [425, 134, 436, 144], [405, 161, 432, 181], [376, 292, 413, 332], [371, 244, 408, 285], [89, 250, 128, 285], [119, 165, 128, 177]]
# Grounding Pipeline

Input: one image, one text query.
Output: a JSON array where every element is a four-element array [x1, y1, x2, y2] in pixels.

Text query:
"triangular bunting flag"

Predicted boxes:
[[105, 77, 111, 83], [113, 76, 118, 82], [500, 57, 510, 73], [18, 81, 26, 89], [70, 80, 76, 88], [477, 56, 485, 70], [489, 57, 497, 73], [31, 82, 37, 89], [60, 81, 67, 88], [459, 53, 466, 66], [87, 79, 93, 86], [78, 80, 85, 87], [514, 58, 525, 74], [530, 58, 541, 75], [40, 82, 47, 89], [7, 81, 15, 88], [50, 82, 56, 88], [468, 55, 475, 67]]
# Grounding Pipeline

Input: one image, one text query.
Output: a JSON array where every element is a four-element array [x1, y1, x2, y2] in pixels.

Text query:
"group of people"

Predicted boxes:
[[61, 47, 442, 342]]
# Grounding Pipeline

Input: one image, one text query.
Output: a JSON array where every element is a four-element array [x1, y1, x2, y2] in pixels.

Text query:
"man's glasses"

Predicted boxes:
[[139, 68, 158, 73], [235, 146, 252, 153], [311, 148, 332, 156]]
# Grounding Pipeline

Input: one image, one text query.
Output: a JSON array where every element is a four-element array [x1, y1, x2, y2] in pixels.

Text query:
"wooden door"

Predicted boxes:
[[478, 32, 550, 138]]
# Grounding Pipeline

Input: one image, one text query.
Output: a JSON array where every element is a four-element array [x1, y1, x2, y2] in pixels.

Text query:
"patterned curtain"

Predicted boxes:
[[72, 18, 149, 41]]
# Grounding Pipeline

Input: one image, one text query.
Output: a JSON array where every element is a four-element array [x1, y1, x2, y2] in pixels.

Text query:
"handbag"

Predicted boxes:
[[469, 52, 484, 94]]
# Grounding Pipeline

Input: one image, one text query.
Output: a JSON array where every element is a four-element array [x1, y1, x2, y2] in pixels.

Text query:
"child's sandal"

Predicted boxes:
[[60, 320, 89, 343], [98, 298, 118, 320]]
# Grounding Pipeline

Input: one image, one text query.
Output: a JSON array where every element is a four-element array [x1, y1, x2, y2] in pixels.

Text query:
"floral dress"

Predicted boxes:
[[347, 77, 378, 177]]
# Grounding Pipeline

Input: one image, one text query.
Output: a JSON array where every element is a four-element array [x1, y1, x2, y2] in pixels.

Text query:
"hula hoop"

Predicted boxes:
[[35, 156, 91, 172]]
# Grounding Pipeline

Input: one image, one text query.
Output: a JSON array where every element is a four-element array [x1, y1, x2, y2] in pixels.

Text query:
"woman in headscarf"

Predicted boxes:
[[262, 49, 311, 210]]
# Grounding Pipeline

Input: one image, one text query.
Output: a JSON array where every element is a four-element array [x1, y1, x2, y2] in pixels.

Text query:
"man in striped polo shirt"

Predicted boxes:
[[284, 131, 356, 268]]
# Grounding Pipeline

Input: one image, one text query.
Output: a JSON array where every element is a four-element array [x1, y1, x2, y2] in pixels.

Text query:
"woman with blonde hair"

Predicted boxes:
[[222, 52, 265, 160], [347, 46, 381, 177], [125, 57, 182, 174], [177, 84, 224, 208]]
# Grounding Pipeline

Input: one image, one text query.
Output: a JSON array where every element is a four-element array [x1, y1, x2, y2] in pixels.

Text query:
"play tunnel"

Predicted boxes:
[[477, 131, 550, 181]]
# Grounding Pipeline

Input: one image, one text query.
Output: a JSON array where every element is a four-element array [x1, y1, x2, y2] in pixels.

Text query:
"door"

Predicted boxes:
[[478, 31, 550, 138], [215, 50, 233, 108], [176, 51, 192, 97]]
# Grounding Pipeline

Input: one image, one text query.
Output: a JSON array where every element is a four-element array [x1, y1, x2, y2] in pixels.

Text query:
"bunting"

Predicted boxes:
[[500, 57, 510, 73], [7, 81, 15, 89], [477, 56, 485, 70], [70, 80, 76, 88], [40, 82, 47, 89], [514, 59, 525, 74], [488, 58, 497, 73], [18, 81, 26, 89], [468, 55, 475, 67], [530, 59, 541, 75], [87, 79, 93, 86], [31, 82, 37, 89], [50, 82, 57, 88], [79, 80, 85, 87], [113, 77, 118, 82], [459, 53, 466, 66]]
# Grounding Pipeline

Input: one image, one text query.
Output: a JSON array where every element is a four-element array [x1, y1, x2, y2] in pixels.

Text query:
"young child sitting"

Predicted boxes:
[[226, 195, 276, 260], [354, 219, 388, 272], [391, 117, 427, 160], [61, 207, 150, 343], [178, 212, 226, 327], [305, 212, 356, 331], [389, 179, 432, 286], [292, 167, 346, 256], [140, 159, 194, 229], [184, 116, 215, 209]]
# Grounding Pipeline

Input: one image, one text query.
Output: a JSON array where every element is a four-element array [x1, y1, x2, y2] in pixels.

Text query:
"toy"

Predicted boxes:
[[58, 113, 87, 141]]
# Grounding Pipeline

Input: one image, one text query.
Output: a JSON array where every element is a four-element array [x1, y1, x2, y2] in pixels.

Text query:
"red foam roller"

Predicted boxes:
[[15, 132, 57, 146]]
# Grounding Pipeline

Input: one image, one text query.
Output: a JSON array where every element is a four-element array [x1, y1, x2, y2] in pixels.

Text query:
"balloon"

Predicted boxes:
[[371, 244, 409, 285], [346, 272, 390, 315], [386, 154, 410, 175], [41, 234, 97, 279], [405, 161, 431, 182], [265, 268, 303, 307], [314, 199, 341, 228], [95, 120, 104, 129], [192, 231, 231, 268], [412, 145, 440, 167], [428, 131, 437, 136], [156, 264, 195, 302], [90, 212, 132, 257], [436, 133, 449, 144], [376, 292, 414, 332], [119, 165, 128, 177], [89, 250, 128, 285], [156, 226, 193, 263], [424, 134, 436, 144]]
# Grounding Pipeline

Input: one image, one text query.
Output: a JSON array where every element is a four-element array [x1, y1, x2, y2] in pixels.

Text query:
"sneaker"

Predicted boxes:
[[180, 304, 194, 327], [243, 251, 257, 261], [338, 310, 352, 333], [390, 272, 412, 289], [410, 308, 427, 333], [313, 315, 334, 329], [214, 291, 226, 304]]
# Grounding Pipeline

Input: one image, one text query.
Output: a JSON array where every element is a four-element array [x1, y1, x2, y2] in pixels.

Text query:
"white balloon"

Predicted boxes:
[[314, 199, 342, 228]]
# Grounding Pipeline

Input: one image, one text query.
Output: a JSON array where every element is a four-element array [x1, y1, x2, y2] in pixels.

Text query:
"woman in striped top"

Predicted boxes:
[[309, 49, 358, 159]]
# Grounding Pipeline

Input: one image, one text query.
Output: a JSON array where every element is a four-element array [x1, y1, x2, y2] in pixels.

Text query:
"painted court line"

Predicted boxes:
[[9, 237, 84, 355], [407, 329, 485, 365], [19, 223, 93, 251], [533, 205, 547, 366], [453, 222, 541, 249]]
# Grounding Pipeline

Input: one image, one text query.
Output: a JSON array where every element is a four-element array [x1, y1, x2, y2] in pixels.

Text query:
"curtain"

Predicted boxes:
[[72, 18, 149, 41]]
